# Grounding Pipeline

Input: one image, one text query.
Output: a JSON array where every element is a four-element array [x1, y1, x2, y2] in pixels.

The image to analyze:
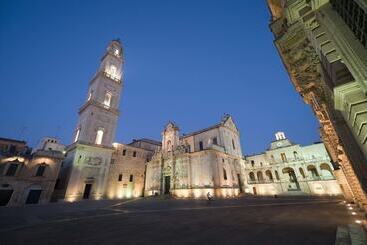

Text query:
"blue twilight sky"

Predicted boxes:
[[0, 0, 320, 155]]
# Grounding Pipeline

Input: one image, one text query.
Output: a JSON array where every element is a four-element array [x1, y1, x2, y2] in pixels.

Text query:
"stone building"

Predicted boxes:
[[60, 39, 124, 202], [244, 132, 342, 196], [0, 137, 29, 156], [144, 115, 245, 198], [106, 139, 160, 199], [267, 0, 367, 209], [0, 137, 65, 206]]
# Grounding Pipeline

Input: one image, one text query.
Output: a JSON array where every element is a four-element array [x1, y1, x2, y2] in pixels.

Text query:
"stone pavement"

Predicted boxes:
[[0, 196, 362, 245]]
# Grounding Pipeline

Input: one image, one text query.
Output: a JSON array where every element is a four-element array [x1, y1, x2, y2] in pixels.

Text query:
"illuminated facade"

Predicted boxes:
[[106, 139, 160, 199], [267, 0, 367, 210], [244, 132, 342, 196], [61, 40, 124, 202], [144, 115, 245, 198], [0, 137, 65, 206]]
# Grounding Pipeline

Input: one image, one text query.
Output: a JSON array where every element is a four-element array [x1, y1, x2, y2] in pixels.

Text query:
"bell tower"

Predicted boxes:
[[73, 39, 124, 147], [62, 40, 124, 202]]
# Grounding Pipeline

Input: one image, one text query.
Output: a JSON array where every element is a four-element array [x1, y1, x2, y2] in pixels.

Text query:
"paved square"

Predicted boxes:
[[0, 197, 351, 245]]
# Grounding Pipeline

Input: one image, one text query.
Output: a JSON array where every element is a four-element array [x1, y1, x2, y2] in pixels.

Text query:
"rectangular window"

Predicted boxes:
[[133, 151, 137, 157], [5, 163, 18, 176], [213, 137, 218, 145], [199, 141, 203, 151], [122, 149, 126, 156], [35, 165, 46, 177], [129, 174, 133, 182], [232, 139, 236, 150], [118, 174, 122, 181]]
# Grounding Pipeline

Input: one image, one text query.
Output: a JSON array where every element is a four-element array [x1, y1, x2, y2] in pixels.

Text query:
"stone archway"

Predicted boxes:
[[282, 167, 300, 190], [320, 163, 334, 179], [249, 172, 256, 181], [265, 170, 273, 182], [307, 165, 319, 179]]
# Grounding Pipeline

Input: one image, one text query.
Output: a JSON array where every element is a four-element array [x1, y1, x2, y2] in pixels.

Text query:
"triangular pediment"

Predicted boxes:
[[222, 114, 239, 132]]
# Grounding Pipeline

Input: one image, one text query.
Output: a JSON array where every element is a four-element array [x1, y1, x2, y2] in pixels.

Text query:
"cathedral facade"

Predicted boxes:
[[144, 116, 244, 198]]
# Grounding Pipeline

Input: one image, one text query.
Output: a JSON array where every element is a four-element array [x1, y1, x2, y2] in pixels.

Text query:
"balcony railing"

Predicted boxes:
[[103, 72, 121, 83], [247, 179, 275, 184]]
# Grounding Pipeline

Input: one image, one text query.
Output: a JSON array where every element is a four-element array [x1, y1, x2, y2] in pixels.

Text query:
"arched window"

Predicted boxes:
[[280, 153, 287, 162], [293, 151, 298, 160], [74, 128, 80, 143], [95, 129, 104, 145], [265, 170, 273, 181], [104, 92, 112, 108], [299, 167, 305, 178], [223, 168, 227, 180], [320, 163, 334, 178], [232, 139, 236, 150]]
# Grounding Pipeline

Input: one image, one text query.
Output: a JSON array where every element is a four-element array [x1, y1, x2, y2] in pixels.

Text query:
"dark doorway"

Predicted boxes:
[[237, 174, 243, 193], [253, 187, 257, 195], [164, 176, 170, 194], [0, 190, 13, 206], [25, 190, 42, 204], [83, 184, 92, 199]]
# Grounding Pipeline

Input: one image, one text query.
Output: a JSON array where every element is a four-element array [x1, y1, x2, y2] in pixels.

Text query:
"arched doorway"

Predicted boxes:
[[282, 167, 300, 190]]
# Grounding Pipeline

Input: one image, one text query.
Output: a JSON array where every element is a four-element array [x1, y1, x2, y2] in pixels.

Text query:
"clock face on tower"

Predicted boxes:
[[276, 142, 282, 147]]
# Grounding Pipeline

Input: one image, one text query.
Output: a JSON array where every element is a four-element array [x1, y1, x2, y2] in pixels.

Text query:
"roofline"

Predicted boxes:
[[0, 137, 27, 144], [129, 138, 162, 146], [181, 123, 221, 138]]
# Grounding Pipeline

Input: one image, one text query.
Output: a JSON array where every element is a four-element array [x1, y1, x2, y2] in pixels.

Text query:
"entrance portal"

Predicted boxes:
[[164, 176, 171, 194], [83, 184, 92, 199]]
